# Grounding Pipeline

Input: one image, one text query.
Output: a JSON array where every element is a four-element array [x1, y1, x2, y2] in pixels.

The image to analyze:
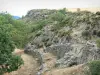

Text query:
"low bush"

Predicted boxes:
[[58, 29, 72, 37], [97, 31, 100, 37], [82, 30, 91, 40], [82, 30, 90, 37], [92, 30, 97, 35], [96, 12, 100, 15], [0, 24, 23, 75], [88, 60, 100, 75]]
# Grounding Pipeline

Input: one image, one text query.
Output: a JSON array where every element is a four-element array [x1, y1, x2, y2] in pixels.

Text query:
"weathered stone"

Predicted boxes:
[[45, 44, 72, 59], [54, 42, 100, 68]]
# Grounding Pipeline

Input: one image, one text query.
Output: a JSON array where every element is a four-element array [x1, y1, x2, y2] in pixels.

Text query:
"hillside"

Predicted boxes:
[[22, 9, 100, 75], [2, 8, 100, 75]]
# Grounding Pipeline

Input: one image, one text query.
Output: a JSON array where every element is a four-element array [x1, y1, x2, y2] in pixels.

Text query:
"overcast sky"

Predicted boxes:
[[0, 0, 100, 17]]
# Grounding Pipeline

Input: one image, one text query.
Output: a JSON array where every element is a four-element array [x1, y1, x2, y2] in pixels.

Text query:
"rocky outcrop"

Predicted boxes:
[[55, 42, 100, 68], [24, 23, 100, 69], [24, 10, 100, 73], [22, 9, 57, 22], [25, 39, 100, 69], [45, 44, 72, 59]]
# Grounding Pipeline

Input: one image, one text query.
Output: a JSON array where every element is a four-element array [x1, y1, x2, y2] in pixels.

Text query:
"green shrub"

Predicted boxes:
[[0, 24, 23, 75], [58, 8, 67, 15], [31, 20, 48, 32], [96, 12, 100, 15], [88, 60, 100, 75], [50, 13, 73, 31], [82, 30, 90, 36], [82, 30, 91, 40], [96, 39, 100, 48], [58, 30, 72, 37], [62, 15, 73, 27], [97, 31, 100, 37], [85, 26, 90, 30], [50, 12, 65, 22], [0, 13, 29, 48], [92, 30, 97, 35], [35, 31, 42, 36]]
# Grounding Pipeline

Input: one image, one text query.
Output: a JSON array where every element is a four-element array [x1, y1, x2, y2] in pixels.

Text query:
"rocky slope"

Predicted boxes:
[[23, 9, 100, 75], [22, 9, 57, 22]]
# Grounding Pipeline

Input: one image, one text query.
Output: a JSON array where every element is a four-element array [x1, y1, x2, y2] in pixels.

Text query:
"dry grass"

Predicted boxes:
[[43, 64, 86, 75], [43, 53, 57, 69]]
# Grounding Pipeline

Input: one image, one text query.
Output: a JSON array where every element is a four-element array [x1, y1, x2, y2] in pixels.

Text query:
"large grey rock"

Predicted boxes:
[[23, 9, 57, 21], [45, 44, 72, 59], [56, 52, 77, 68], [77, 44, 100, 64], [54, 42, 100, 68]]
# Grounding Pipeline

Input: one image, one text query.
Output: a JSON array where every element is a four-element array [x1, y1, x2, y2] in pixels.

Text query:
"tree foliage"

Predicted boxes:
[[0, 24, 23, 75], [0, 13, 28, 48], [88, 60, 100, 75]]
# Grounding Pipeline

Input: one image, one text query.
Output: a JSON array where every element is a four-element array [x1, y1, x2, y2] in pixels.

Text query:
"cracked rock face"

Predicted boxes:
[[54, 43, 100, 68], [24, 19, 100, 68], [25, 40, 100, 68], [45, 44, 72, 59], [24, 27, 100, 68]]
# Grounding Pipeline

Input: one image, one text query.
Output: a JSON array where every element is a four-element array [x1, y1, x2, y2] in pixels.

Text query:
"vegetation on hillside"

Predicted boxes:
[[88, 60, 100, 75], [0, 14, 23, 74], [0, 9, 100, 74], [0, 13, 29, 48], [21, 9, 100, 47]]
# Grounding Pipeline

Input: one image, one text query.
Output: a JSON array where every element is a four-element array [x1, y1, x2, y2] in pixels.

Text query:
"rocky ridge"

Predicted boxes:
[[24, 9, 100, 75]]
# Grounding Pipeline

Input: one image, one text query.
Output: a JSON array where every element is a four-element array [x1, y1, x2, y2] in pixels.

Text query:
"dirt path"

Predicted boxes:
[[4, 49, 39, 75], [4, 48, 88, 75], [43, 64, 87, 75]]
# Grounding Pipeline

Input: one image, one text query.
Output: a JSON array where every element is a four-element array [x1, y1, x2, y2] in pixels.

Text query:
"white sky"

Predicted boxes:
[[0, 0, 100, 17]]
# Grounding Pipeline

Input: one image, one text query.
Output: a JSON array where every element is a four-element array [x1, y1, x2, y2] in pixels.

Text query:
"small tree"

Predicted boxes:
[[0, 24, 23, 75]]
